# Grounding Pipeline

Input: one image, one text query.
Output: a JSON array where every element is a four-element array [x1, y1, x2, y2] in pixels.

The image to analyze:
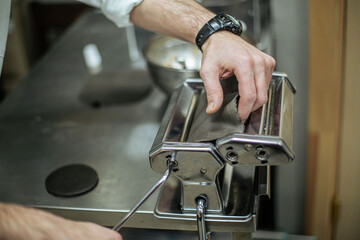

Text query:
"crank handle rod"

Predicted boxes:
[[112, 154, 176, 232]]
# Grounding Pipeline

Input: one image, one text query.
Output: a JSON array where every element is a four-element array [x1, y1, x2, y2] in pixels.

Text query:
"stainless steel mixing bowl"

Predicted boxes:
[[144, 35, 202, 94]]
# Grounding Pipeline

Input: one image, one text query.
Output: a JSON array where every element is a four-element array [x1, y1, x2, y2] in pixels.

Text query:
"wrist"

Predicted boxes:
[[195, 13, 243, 51], [193, 13, 215, 36], [201, 30, 239, 53]]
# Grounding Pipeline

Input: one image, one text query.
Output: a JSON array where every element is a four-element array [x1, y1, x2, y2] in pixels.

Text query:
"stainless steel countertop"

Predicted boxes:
[[0, 11, 254, 233], [0, 10, 165, 227]]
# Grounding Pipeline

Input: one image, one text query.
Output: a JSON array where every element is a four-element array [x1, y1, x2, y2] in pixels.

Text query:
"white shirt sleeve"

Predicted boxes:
[[78, 0, 143, 27]]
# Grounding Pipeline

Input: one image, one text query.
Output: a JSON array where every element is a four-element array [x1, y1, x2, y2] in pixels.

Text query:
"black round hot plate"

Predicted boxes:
[[45, 164, 98, 197]]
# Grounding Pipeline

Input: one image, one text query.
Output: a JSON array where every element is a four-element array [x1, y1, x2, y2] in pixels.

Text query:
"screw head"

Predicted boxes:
[[200, 167, 207, 174], [244, 144, 253, 151]]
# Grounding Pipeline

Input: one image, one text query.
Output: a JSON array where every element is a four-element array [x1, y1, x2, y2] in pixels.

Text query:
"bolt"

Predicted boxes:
[[244, 144, 253, 151], [200, 167, 207, 174], [226, 151, 238, 164], [256, 149, 269, 162], [166, 159, 178, 167]]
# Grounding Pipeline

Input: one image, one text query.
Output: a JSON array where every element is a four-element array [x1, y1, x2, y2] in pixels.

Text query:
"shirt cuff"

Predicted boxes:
[[78, 0, 143, 28], [101, 0, 143, 27]]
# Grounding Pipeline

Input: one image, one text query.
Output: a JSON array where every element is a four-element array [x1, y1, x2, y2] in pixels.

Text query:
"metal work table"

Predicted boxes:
[[0, 11, 251, 235]]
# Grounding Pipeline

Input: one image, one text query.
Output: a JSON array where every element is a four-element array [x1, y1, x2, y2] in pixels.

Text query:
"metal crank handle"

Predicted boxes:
[[112, 153, 176, 232], [196, 195, 210, 240]]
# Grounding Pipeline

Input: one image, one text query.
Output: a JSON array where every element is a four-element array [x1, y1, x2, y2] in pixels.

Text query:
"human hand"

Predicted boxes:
[[0, 202, 122, 240], [200, 31, 276, 121]]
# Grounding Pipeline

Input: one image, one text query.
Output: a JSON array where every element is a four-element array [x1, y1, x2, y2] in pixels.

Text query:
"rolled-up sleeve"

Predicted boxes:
[[78, 0, 143, 27]]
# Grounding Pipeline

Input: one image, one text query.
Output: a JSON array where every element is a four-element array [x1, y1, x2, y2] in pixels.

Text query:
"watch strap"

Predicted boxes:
[[196, 13, 242, 51]]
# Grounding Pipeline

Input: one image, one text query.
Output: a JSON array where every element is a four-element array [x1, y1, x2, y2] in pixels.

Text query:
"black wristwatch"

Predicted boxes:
[[196, 13, 243, 51]]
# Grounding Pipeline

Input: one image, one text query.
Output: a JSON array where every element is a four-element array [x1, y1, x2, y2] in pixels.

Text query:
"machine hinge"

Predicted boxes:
[[331, 194, 341, 224]]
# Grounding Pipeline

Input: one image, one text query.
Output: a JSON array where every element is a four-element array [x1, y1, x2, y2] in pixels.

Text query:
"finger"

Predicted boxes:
[[103, 228, 122, 240], [265, 56, 276, 85], [235, 64, 256, 120], [263, 56, 276, 106], [108, 231, 123, 240], [252, 56, 268, 112], [219, 71, 233, 80], [200, 66, 223, 114], [81, 222, 123, 240]]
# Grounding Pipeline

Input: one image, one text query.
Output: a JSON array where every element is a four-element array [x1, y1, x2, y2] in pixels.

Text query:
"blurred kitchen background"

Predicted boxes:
[[0, 0, 358, 240]]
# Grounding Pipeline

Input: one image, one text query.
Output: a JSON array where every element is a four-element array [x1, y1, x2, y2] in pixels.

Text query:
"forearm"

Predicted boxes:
[[130, 0, 214, 43], [0, 202, 47, 239], [0, 202, 122, 240]]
